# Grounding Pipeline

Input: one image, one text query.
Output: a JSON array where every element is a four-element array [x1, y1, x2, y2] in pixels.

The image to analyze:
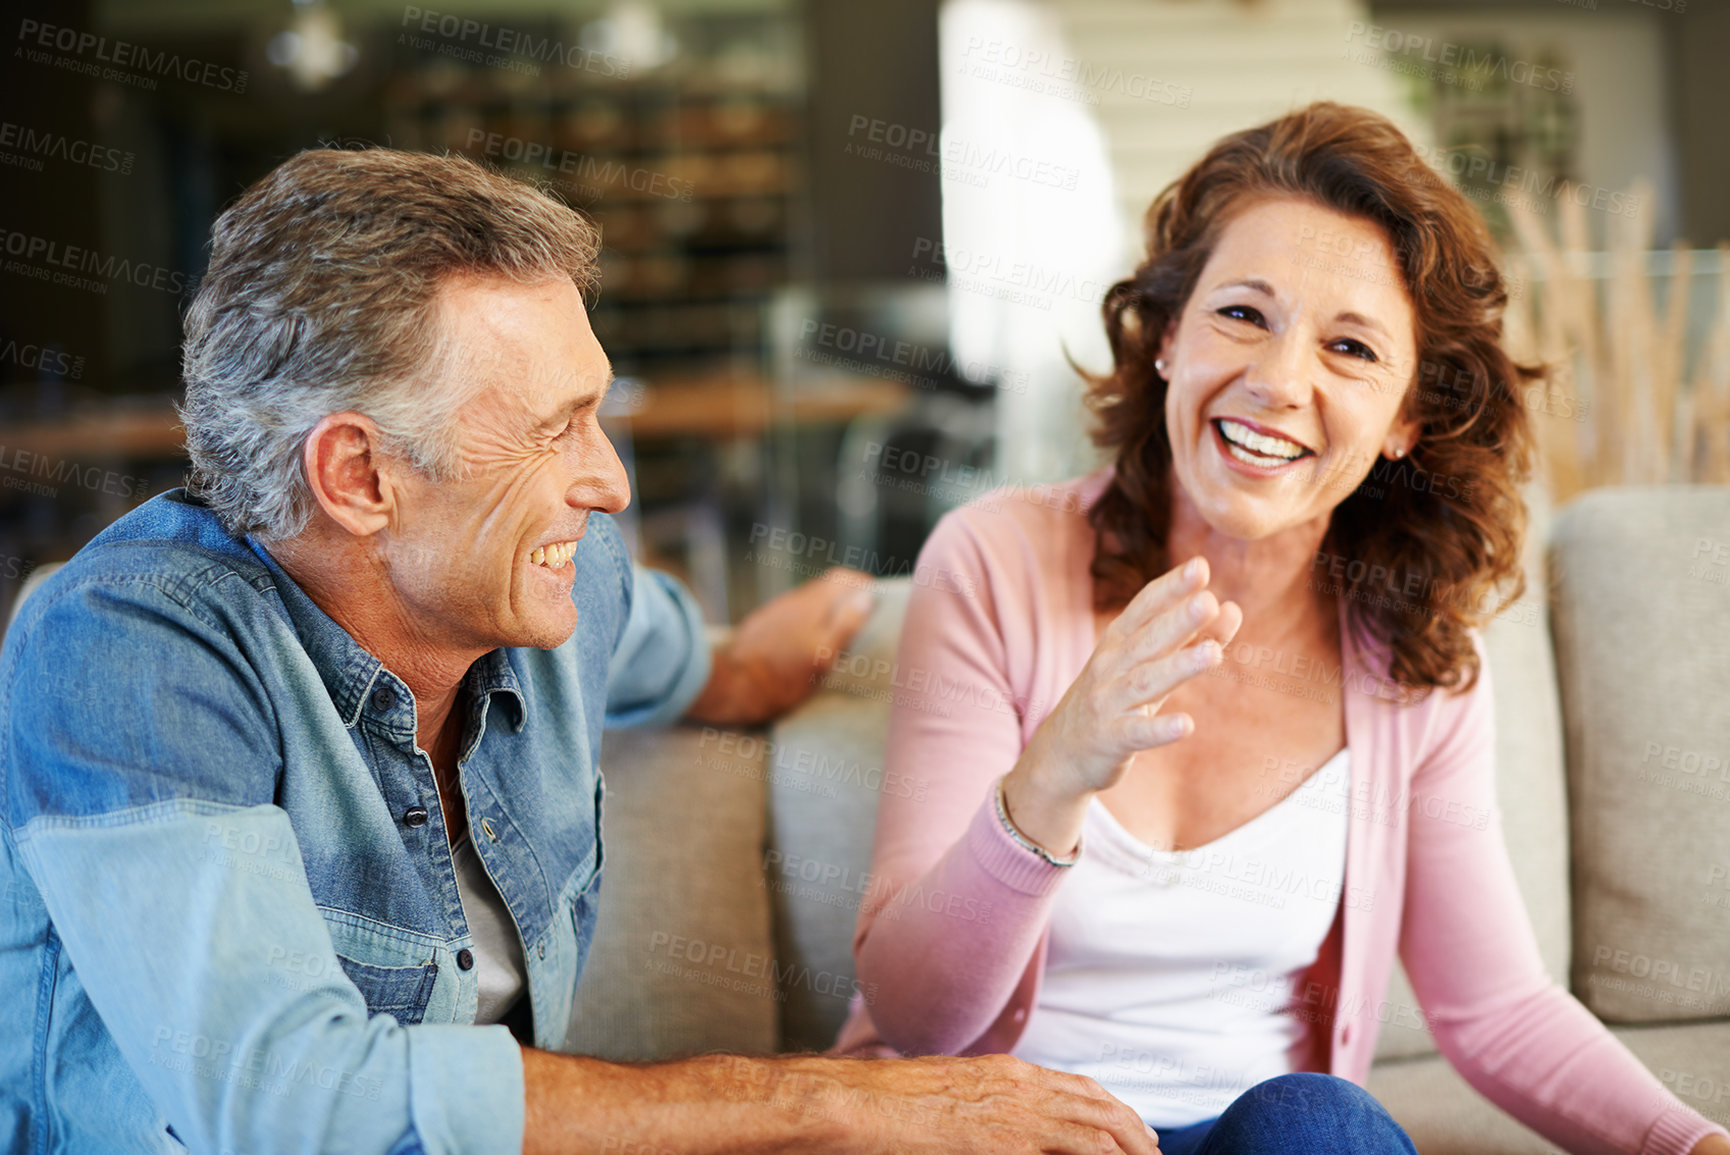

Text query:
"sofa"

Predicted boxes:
[[565, 483, 1730, 1153], [5, 485, 1725, 1149]]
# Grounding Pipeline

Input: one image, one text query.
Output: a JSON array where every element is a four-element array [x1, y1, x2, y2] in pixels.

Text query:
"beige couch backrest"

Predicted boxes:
[[1549, 486, 1730, 1023]]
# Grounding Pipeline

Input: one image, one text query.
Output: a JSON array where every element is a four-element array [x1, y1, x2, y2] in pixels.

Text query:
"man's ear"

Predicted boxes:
[[302, 412, 393, 537]]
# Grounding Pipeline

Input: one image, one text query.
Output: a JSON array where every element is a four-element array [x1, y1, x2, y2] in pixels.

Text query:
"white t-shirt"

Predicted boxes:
[[1011, 748, 1351, 1127], [449, 828, 529, 1025]]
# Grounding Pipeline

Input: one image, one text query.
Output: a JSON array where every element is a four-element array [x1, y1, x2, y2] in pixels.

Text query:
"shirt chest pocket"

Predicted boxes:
[[335, 956, 439, 1024], [317, 907, 444, 1025]]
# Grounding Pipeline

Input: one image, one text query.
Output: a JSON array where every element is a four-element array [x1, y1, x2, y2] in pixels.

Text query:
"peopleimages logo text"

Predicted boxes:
[[0, 121, 134, 174], [400, 7, 630, 77], [1345, 22, 1573, 94], [16, 19, 249, 92], [0, 229, 196, 296]]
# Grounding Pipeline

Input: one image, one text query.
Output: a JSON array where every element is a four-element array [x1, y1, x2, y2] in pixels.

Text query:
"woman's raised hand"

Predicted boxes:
[[999, 556, 1242, 858]]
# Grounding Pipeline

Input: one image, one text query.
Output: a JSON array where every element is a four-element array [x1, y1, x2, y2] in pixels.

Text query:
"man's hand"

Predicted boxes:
[[685, 567, 875, 727], [794, 1052, 1162, 1155], [522, 1048, 1161, 1155]]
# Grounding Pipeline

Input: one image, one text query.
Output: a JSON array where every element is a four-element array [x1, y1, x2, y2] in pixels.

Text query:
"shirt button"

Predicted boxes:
[[402, 806, 429, 828], [371, 685, 395, 712], [537, 941, 546, 960], [1341, 1025, 1353, 1045], [457, 948, 475, 971]]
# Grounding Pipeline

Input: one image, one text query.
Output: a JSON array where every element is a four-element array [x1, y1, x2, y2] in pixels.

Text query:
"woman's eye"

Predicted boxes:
[[1217, 304, 1265, 327], [1329, 338, 1379, 363]]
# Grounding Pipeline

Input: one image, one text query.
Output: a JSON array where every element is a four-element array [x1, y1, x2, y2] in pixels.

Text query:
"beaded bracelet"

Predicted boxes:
[[994, 779, 1080, 867]]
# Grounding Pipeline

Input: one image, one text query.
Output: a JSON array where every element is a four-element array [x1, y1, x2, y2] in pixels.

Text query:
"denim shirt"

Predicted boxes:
[[0, 488, 711, 1155]]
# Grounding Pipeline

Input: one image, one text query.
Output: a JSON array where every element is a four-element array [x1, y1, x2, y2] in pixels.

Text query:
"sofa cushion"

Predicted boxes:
[[564, 724, 779, 1059], [765, 579, 912, 1052], [1375, 479, 1573, 1062], [1369, 1051, 1559, 1154], [1367, 1022, 1730, 1151], [1549, 486, 1730, 1023]]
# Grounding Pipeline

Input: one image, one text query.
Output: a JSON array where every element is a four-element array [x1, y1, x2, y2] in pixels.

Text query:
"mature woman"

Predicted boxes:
[[832, 103, 1730, 1155]]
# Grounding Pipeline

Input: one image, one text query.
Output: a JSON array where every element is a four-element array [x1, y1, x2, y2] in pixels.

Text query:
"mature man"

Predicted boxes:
[[0, 149, 1159, 1154]]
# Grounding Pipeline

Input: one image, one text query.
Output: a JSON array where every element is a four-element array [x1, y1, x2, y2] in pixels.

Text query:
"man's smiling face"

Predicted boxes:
[[381, 273, 629, 652]]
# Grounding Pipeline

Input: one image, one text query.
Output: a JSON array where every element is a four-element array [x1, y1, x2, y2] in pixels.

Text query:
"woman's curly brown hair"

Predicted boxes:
[[1085, 101, 1538, 697]]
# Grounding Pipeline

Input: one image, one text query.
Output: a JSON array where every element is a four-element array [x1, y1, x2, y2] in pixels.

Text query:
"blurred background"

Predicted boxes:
[[2, 0, 1727, 629]]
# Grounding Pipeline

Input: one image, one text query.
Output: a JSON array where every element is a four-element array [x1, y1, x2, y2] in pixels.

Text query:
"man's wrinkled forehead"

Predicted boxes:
[[432, 273, 612, 431], [456, 337, 612, 428]]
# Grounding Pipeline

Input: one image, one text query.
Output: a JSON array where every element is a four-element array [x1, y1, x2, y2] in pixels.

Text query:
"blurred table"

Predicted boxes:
[[0, 406, 185, 461], [608, 372, 912, 619], [0, 376, 911, 622], [615, 373, 908, 439]]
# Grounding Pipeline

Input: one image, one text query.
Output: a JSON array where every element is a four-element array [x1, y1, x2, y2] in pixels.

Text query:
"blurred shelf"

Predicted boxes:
[[382, 26, 807, 375]]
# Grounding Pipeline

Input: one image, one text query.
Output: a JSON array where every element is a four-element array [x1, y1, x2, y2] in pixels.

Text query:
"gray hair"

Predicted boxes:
[[178, 147, 601, 540]]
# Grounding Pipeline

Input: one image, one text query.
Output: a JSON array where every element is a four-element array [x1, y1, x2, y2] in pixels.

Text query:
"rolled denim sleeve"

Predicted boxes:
[[5, 580, 524, 1155], [603, 563, 712, 729]]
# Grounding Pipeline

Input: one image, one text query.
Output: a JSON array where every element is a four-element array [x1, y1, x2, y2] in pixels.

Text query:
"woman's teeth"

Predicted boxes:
[[1218, 419, 1308, 467], [1225, 441, 1298, 468], [530, 541, 579, 568]]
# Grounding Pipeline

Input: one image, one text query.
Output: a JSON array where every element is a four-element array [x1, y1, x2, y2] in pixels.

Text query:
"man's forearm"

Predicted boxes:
[[522, 1048, 854, 1155], [522, 1043, 1165, 1155]]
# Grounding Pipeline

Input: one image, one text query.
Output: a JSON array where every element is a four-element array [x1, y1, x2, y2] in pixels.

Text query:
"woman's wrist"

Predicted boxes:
[[1000, 744, 1091, 861], [994, 779, 1081, 866]]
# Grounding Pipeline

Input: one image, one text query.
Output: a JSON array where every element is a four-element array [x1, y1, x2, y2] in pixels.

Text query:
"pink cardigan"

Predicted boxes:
[[831, 468, 1727, 1155]]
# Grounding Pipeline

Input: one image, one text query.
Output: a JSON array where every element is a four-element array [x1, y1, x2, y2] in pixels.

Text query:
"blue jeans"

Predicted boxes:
[[1153, 1074, 1418, 1155]]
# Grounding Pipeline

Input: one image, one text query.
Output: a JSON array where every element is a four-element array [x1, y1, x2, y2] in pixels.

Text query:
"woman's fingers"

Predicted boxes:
[[1102, 637, 1222, 718], [1111, 564, 1240, 670], [1107, 556, 1209, 642], [1113, 710, 1193, 750], [1079, 564, 1243, 769], [1106, 586, 1223, 690], [1107, 599, 1244, 748], [1130, 588, 1222, 670], [1202, 598, 1244, 651]]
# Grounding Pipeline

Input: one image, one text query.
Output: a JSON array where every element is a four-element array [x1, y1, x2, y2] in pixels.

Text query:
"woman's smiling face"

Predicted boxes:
[[1159, 196, 1421, 541]]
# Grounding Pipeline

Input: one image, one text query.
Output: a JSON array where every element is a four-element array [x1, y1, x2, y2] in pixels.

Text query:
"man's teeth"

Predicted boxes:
[[1219, 419, 1307, 464], [530, 541, 579, 568]]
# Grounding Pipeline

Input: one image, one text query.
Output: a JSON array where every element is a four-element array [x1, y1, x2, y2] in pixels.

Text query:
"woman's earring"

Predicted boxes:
[[1392, 447, 1406, 458], [1155, 359, 1167, 376]]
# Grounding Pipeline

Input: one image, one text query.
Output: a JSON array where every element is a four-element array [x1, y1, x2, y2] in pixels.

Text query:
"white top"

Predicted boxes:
[[449, 828, 529, 1024], [1011, 748, 1351, 1127]]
